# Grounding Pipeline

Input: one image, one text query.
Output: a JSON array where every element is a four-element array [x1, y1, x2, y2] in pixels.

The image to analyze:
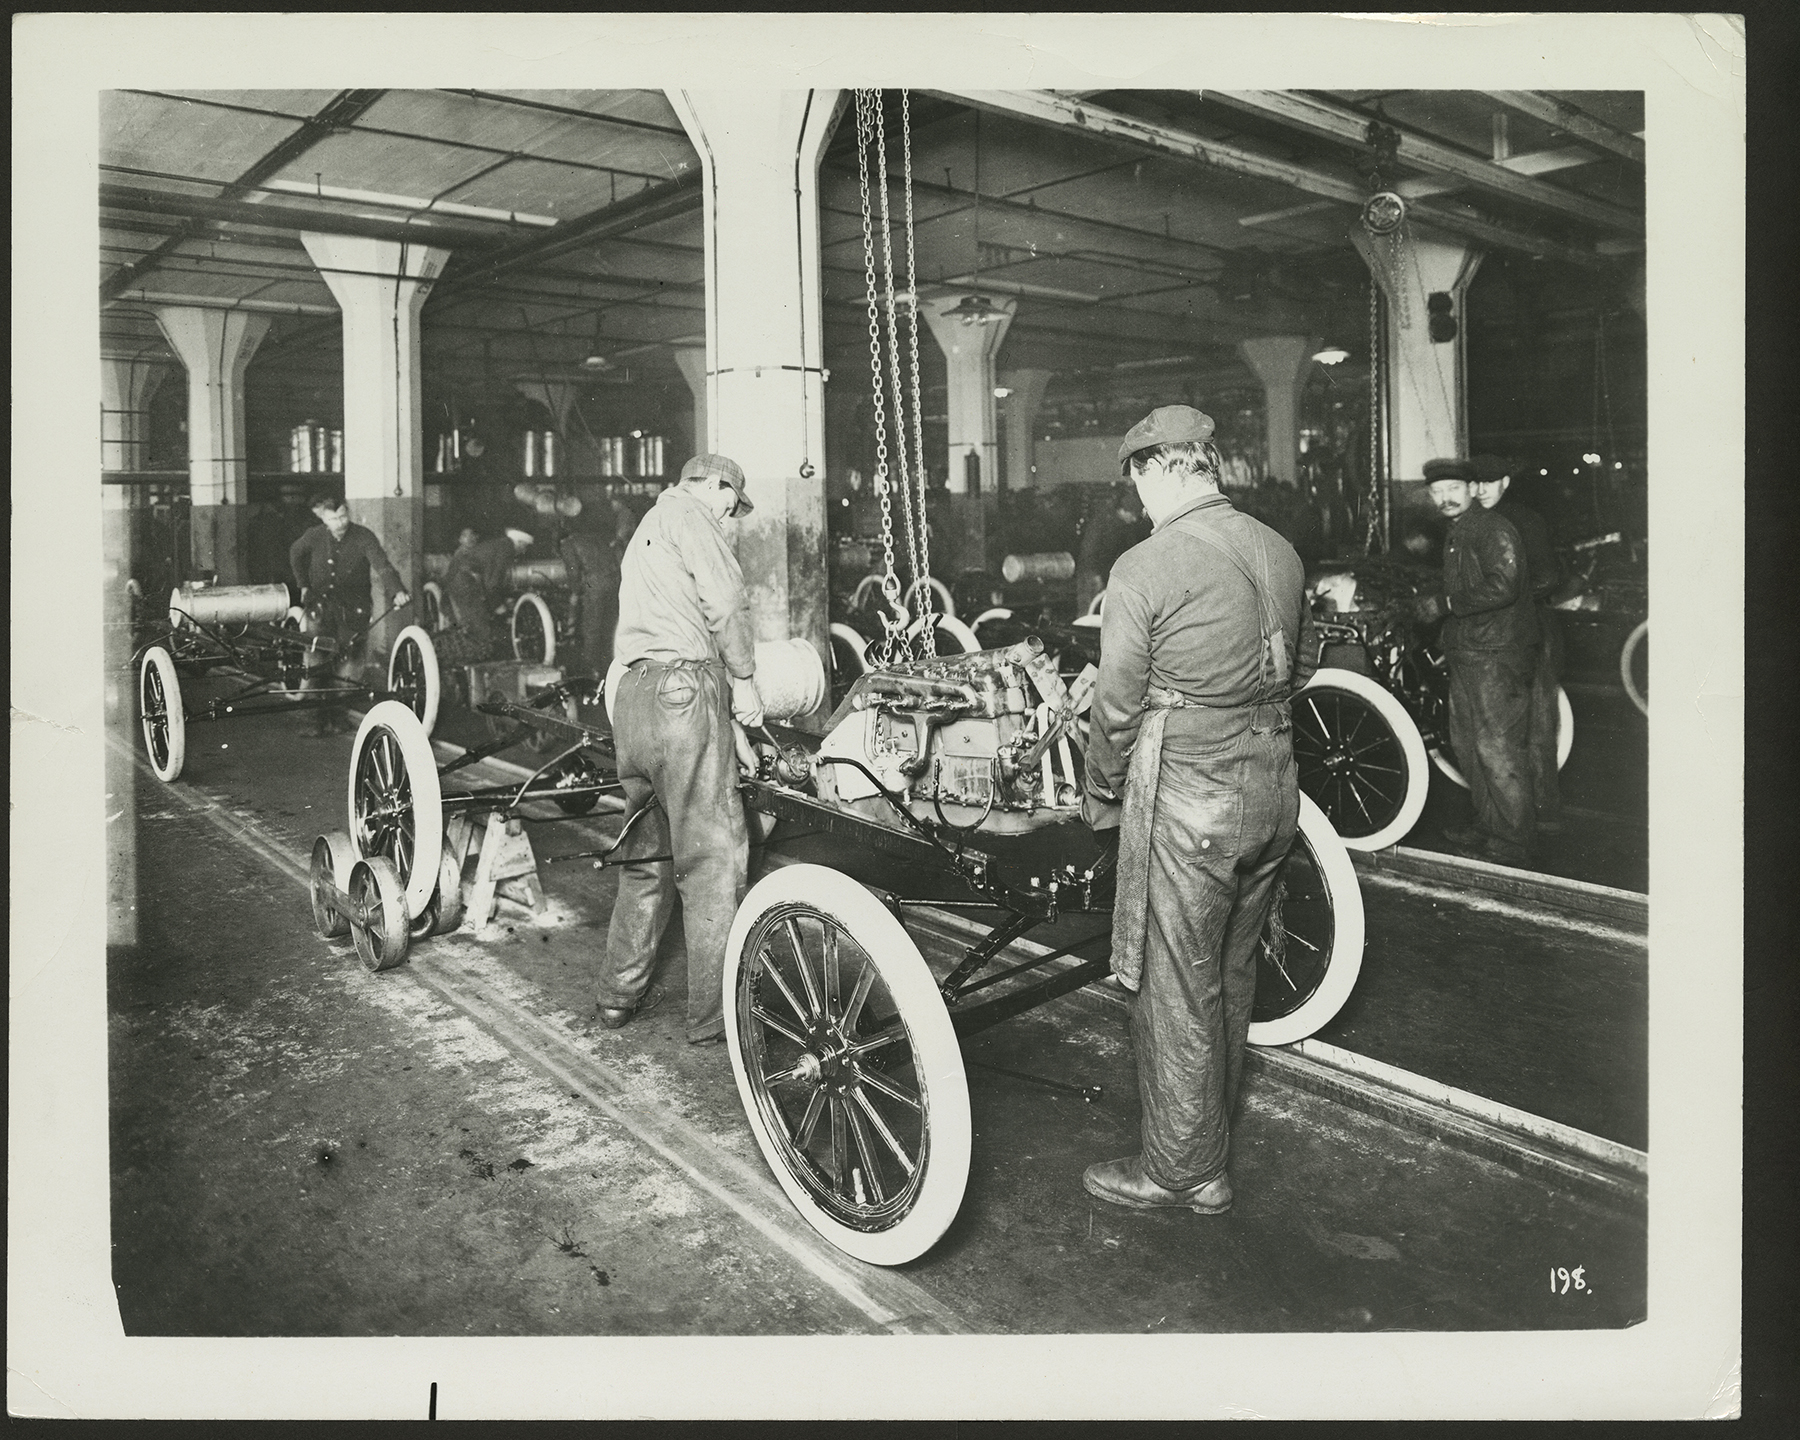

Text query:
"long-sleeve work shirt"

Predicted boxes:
[[442, 535, 517, 601], [613, 486, 756, 678], [1442, 505, 1538, 654], [288, 522, 403, 611], [1087, 491, 1313, 798]]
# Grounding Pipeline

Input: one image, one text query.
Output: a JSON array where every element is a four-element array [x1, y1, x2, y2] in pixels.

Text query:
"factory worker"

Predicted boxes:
[[288, 493, 408, 736], [596, 454, 763, 1045], [1081, 406, 1314, 1217], [442, 526, 533, 660]]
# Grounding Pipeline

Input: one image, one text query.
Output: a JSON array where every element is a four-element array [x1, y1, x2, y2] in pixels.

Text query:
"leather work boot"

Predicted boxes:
[[1083, 1155, 1233, 1214], [596, 981, 665, 1031]]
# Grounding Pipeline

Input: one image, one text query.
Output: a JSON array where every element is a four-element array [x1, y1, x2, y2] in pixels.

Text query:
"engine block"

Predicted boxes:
[[814, 639, 1093, 833]]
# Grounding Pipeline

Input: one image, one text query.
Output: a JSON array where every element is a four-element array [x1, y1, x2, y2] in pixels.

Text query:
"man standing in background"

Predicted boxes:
[[287, 493, 408, 736]]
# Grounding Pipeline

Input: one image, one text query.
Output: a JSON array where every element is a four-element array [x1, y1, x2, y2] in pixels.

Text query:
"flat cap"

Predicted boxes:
[[681, 452, 753, 515], [1118, 404, 1216, 465], [1471, 453, 1510, 485], [1423, 457, 1477, 483]]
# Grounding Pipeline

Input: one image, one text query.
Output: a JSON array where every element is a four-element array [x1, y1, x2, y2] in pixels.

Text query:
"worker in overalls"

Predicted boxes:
[[1082, 406, 1314, 1215], [441, 526, 532, 662], [557, 520, 622, 687], [287, 493, 408, 736], [596, 454, 763, 1044]]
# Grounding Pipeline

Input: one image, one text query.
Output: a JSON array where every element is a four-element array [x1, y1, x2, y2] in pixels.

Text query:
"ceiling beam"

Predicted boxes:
[[100, 184, 510, 254], [1479, 91, 1645, 165], [101, 89, 387, 302], [930, 89, 1615, 271], [1202, 90, 1640, 235]]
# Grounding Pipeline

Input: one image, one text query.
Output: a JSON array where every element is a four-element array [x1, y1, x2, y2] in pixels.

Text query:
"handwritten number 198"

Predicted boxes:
[[1550, 1266, 1589, 1295]]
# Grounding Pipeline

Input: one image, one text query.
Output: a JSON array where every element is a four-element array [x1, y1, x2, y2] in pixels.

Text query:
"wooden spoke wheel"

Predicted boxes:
[[725, 864, 971, 1266], [1248, 793, 1366, 1047], [1292, 667, 1431, 852], [511, 591, 556, 664], [137, 645, 187, 782], [386, 624, 442, 735], [347, 701, 444, 918]]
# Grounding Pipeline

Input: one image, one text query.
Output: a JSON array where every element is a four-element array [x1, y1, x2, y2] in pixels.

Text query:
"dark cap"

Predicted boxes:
[[1423, 457, 1477, 484], [1118, 404, 1216, 466], [680, 452, 753, 515], [1471, 453, 1510, 485]]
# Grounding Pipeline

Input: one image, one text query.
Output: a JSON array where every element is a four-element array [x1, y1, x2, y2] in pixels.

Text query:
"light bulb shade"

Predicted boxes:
[[1312, 346, 1351, 366], [946, 294, 1003, 325]]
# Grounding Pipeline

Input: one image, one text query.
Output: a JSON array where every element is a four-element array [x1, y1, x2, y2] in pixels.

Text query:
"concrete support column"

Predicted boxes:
[[669, 88, 840, 721], [999, 367, 1053, 492], [1237, 336, 1319, 486], [515, 377, 601, 479], [922, 294, 1015, 574], [302, 233, 451, 661], [153, 307, 271, 583], [101, 357, 169, 473], [672, 348, 709, 462], [1354, 232, 1483, 484]]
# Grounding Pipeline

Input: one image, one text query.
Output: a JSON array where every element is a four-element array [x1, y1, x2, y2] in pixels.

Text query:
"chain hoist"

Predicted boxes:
[[872, 95, 924, 611], [900, 89, 937, 658], [855, 91, 908, 666]]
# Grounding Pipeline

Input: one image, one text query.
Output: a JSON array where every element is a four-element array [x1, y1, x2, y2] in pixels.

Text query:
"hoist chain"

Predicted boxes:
[[855, 91, 910, 666], [1365, 275, 1384, 556], [873, 96, 924, 610], [900, 89, 936, 658]]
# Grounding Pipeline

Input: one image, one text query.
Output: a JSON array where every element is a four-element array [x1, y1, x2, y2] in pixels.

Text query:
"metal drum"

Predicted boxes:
[[169, 582, 291, 629], [1001, 551, 1076, 584], [508, 558, 568, 589], [753, 638, 827, 721]]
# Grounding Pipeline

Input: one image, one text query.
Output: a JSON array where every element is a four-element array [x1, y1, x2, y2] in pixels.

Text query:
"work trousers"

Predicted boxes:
[[1448, 647, 1536, 863], [301, 598, 370, 729], [598, 659, 747, 1043], [572, 582, 618, 681], [1526, 606, 1563, 826], [444, 573, 501, 658], [1132, 725, 1299, 1191]]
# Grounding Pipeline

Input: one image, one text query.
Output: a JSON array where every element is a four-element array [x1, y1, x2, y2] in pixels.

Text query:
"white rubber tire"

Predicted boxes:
[[1432, 684, 1574, 788], [913, 612, 981, 655], [725, 863, 972, 1266], [511, 590, 557, 665], [848, 573, 891, 615], [1248, 793, 1366, 1047], [1087, 590, 1107, 617], [347, 700, 444, 918], [904, 576, 956, 620], [386, 624, 442, 736], [1293, 667, 1431, 852], [828, 622, 869, 677], [970, 606, 1012, 645], [1620, 620, 1648, 717], [138, 645, 187, 782]]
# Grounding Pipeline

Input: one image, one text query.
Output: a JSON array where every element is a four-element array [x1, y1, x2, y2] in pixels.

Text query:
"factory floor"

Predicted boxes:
[[106, 690, 1646, 1341]]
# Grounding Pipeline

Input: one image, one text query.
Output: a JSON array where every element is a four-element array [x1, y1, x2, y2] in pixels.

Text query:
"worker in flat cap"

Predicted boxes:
[[438, 526, 533, 665], [288, 492, 409, 736], [1471, 455, 1565, 833], [1414, 456, 1541, 864], [596, 453, 762, 1045], [1080, 405, 1315, 1218]]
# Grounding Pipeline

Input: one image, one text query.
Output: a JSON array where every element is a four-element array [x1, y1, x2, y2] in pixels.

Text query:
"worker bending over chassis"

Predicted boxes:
[[1081, 406, 1314, 1216], [288, 494, 408, 736], [442, 526, 532, 661], [597, 454, 764, 1045]]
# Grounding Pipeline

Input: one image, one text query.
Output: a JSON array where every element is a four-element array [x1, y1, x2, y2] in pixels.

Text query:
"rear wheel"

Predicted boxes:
[[1249, 793, 1365, 1046], [1620, 620, 1648, 717], [138, 645, 187, 782], [511, 591, 556, 664], [386, 624, 441, 735], [1292, 668, 1430, 851], [725, 864, 971, 1266]]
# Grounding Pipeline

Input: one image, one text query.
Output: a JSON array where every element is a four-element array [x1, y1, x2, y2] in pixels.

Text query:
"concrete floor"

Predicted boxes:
[[108, 695, 1646, 1337]]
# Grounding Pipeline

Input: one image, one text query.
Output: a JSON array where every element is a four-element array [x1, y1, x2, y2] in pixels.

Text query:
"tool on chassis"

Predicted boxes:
[[133, 581, 442, 783], [316, 632, 1366, 1267]]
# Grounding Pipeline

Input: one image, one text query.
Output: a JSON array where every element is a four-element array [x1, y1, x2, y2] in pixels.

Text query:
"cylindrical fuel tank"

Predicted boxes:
[[1000, 551, 1076, 584], [169, 582, 290, 629]]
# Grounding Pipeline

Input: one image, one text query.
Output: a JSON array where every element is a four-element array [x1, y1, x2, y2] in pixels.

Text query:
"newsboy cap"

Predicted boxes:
[[1118, 404, 1217, 465], [1422, 457, 1477, 484], [1471, 453, 1510, 485], [681, 452, 753, 515]]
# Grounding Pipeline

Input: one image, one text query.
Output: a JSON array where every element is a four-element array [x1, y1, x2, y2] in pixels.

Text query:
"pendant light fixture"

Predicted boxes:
[[949, 109, 1004, 325]]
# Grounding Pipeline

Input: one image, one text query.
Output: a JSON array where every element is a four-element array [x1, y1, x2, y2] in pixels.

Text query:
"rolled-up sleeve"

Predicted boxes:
[[1086, 576, 1154, 798], [680, 508, 756, 678]]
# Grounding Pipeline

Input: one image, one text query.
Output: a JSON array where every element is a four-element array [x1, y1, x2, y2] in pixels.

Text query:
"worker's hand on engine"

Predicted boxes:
[[731, 721, 759, 777], [730, 675, 765, 729], [1410, 592, 1447, 625], [393, 588, 410, 610]]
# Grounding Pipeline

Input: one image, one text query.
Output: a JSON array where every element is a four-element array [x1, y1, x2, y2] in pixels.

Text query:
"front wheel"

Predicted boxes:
[[1620, 620, 1648, 717], [725, 864, 971, 1266], [347, 701, 444, 918], [1292, 668, 1430, 852], [1249, 793, 1366, 1047], [1431, 684, 1573, 788], [138, 645, 187, 782]]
